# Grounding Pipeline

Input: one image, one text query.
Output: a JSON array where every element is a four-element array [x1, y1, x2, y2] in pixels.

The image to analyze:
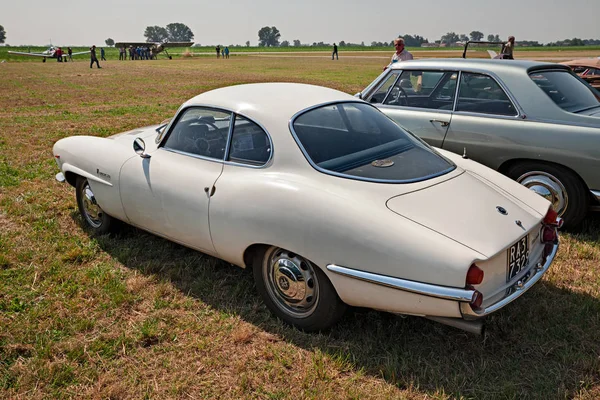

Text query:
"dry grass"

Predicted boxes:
[[1, 54, 599, 399]]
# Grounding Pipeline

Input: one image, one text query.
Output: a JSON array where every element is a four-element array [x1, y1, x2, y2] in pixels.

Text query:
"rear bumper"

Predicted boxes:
[[460, 241, 558, 318], [326, 241, 558, 319]]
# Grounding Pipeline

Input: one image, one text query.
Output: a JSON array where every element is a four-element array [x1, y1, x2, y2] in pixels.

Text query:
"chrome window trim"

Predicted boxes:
[[380, 73, 402, 105], [381, 65, 527, 117], [454, 71, 522, 118], [326, 264, 475, 302], [225, 114, 274, 168], [376, 104, 453, 116], [361, 69, 396, 100], [159, 104, 274, 169], [527, 67, 600, 112], [288, 100, 456, 184]]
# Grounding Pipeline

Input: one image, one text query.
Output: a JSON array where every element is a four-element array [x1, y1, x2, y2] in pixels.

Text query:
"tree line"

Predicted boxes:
[[255, 26, 600, 48]]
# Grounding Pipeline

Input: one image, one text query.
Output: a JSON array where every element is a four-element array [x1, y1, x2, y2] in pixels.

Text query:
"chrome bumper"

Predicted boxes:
[[56, 172, 65, 183], [326, 241, 558, 319], [591, 190, 600, 202]]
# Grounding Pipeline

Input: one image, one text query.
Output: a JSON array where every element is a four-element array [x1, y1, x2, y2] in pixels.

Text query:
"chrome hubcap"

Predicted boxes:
[[81, 183, 103, 228], [517, 171, 568, 216], [264, 248, 319, 318]]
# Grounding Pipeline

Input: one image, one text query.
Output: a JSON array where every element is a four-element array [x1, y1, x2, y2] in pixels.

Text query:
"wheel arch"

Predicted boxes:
[[64, 171, 80, 187], [498, 158, 590, 193]]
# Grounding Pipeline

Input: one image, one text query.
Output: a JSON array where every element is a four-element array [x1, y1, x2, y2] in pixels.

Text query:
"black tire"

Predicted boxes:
[[75, 177, 118, 235], [506, 162, 588, 229], [253, 246, 346, 332]]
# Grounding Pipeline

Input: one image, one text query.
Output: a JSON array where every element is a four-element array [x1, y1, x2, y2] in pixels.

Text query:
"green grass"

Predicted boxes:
[[0, 54, 599, 399]]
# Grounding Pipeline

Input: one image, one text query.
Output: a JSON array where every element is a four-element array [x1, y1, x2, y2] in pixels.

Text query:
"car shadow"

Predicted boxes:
[[90, 220, 600, 399]]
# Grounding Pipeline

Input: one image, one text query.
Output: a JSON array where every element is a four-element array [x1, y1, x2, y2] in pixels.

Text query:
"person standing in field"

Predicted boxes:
[[90, 45, 101, 68], [386, 38, 413, 69], [216, 45, 220, 58], [56, 47, 63, 62], [332, 43, 338, 60], [500, 36, 516, 59], [100, 47, 106, 61], [224, 46, 230, 59]]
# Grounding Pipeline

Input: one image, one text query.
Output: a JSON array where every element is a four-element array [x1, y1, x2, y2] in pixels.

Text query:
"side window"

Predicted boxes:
[[228, 116, 271, 166], [368, 72, 400, 104], [163, 108, 231, 159], [456, 73, 517, 116], [382, 70, 457, 110]]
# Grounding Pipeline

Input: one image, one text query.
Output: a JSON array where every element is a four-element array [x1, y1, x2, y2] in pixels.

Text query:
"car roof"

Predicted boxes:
[[182, 83, 359, 121], [388, 58, 567, 74]]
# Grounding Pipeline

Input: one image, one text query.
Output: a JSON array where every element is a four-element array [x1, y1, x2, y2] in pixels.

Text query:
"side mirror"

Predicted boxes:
[[133, 137, 151, 158], [354, 92, 363, 99]]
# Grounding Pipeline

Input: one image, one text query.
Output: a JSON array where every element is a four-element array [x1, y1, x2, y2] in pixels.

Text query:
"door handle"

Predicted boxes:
[[204, 186, 216, 197], [430, 119, 450, 127]]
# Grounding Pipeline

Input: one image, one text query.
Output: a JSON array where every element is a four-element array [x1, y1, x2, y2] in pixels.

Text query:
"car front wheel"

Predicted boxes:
[[506, 162, 588, 229], [253, 246, 346, 331], [75, 177, 117, 234]]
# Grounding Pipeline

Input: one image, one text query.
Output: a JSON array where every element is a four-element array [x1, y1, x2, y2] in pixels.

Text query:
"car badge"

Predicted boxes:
[[496, 206, 507, 215], [515, 220, 525, 230], [371, 159, 394, 168]]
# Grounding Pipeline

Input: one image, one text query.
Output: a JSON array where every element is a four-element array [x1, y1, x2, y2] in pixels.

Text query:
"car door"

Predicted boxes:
[[367, 69, 458, 148], [120, 107, 232, 255], [441, 72, 525, 167]]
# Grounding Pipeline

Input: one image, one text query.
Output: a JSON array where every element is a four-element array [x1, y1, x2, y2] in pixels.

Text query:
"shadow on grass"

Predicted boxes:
[[92, 219, 600, 399]]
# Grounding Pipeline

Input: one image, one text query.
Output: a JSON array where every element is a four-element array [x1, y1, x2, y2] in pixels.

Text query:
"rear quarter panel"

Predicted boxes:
[[209, 164, 482, 288]]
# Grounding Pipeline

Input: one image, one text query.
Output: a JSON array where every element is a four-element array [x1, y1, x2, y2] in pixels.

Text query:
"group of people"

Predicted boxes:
[[53, 47, 73, 62], [118, 46, 156, 61], [215, 45, 230, 59]]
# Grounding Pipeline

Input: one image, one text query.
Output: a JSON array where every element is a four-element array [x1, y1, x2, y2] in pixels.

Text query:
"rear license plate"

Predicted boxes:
[[507, 235, 529, 281]]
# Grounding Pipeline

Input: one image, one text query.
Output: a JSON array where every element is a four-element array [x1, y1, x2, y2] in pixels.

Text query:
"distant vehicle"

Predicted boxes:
[[358, 59, 600, 228], [114, 41, 193, 59], [52, 83, 560, 335], [461, 41, 508, 59], [8, 46, 90, 62], [561, 58, 600, 89]]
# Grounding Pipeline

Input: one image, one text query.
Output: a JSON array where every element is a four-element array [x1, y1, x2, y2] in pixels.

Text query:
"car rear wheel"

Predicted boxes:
[[506, 162, 588, 229], [253, 246, 346, 331], [75, 177, 117, 235]]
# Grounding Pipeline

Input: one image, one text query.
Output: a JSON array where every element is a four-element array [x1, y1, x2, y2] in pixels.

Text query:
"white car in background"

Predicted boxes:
[[53, 83, 561, 334]]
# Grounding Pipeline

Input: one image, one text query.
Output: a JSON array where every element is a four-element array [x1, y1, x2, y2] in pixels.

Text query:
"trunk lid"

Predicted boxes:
[[386, 171, 542, 257]]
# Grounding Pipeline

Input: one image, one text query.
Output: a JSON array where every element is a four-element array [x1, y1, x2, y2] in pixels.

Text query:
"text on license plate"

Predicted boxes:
[[508, 235, 529, 281]]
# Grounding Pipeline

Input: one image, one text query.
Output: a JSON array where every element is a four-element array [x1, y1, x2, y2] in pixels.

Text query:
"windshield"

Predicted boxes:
[[291, 102, 455, 182], [529, 70, 600, 113]]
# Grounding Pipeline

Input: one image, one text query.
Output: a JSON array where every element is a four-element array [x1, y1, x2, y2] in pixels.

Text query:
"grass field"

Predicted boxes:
[[2, 45, 599, 62], [0, 54, 599, 399]]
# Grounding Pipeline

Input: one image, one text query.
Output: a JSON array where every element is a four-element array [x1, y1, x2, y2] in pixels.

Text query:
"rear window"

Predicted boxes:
[[291, 102, 455, 182], [530, 70, 600, 113]]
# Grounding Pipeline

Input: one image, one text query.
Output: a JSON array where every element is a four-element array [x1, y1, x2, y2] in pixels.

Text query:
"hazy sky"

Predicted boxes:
[[2, 0, 599, 46]]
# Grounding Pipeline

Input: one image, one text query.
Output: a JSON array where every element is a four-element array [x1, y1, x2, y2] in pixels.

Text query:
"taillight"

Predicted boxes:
[[544, 208, 558, 225], [542, 226, 557, 243], [466, 264, 484, 285], [470, 290, 483, 310]]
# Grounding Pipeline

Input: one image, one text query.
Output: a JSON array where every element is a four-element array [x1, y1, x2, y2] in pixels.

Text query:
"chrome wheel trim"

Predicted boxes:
[[517, 171, 568, 216], [263, 247, 319, 319], [80, 182, 103, 228]]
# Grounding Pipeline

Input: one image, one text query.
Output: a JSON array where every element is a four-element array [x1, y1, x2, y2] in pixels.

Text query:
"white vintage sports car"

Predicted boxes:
[[53, 83, 561, 334]]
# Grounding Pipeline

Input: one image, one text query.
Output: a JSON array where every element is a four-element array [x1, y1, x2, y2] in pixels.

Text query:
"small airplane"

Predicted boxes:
[[114, 41, 194, 59], [8, 46, 90, 62]]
